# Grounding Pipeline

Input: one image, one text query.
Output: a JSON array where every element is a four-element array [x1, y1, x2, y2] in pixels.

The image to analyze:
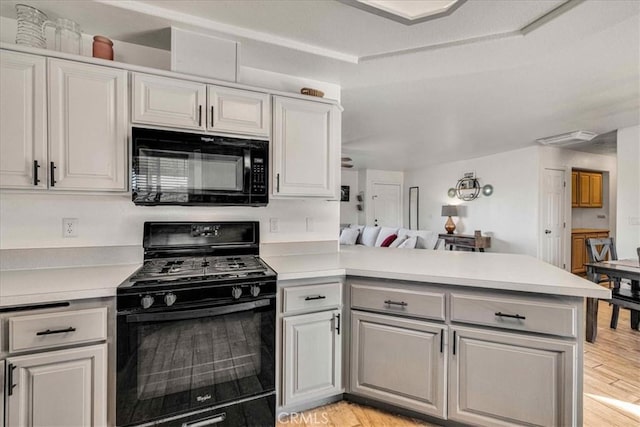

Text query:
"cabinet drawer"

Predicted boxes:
[[282, 282, 341, 314], [450, 293, 576, 338], [351, 284, 445, 321], [9, 307, 107, 353]]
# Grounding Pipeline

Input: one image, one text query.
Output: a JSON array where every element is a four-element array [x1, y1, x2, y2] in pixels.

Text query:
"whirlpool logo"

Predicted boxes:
[[196, 394, 212, 403]]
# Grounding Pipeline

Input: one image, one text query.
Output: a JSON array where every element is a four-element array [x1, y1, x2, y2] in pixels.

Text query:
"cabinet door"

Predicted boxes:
[[578, 172, 591, 207], [48, 59, 127, 191], [207, 86, 270, 136], [350, 311, 446, 419], [589, 173, 602, 207], [132, 73, 206, 130], [272, 96, 340, 199], [0, 51, 47, 189], [449, 326, 576, 427], [6, 344, 107, 427], [282, 309, 342, 406], [571, 234, 586, 274], [570, 171, 578, 207]]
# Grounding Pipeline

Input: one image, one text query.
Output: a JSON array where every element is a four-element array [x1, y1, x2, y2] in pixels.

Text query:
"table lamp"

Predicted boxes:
[[441, 205, 459, 234]]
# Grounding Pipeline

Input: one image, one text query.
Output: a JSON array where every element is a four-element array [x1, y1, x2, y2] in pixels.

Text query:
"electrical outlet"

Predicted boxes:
[[630, 216, 640, 226], [306, 217, 314, 232], [269, 218, 279, 233], [62, 218, 78, 237]]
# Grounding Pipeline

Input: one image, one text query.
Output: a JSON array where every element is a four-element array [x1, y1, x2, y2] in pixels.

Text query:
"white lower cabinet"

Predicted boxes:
[[282, 309, 342, 406], [350, 311, 447, 419], [448, 326, 576, 427], [6, 343, 107, 427]]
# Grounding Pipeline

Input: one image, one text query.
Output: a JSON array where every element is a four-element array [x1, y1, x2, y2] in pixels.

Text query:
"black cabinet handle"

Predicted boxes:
[[304, 295, 326, 301], [211, 106, 214, 127], [384, 300, 408, 307], [276, 173, 280, 192], [7, 363, 16, 396], [335, 313, 341, 335], [36, 326, 76, 336], [50, 161, 56, 186], [33, 160, 41, 185], [440, 330, 444, 353], [495, 312, 526, 320], [198, 105, 202, 126], [453, 331, 457, 355]]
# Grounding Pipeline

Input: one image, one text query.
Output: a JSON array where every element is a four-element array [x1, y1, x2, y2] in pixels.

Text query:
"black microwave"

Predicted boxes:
[[131, 127, 268, 206]]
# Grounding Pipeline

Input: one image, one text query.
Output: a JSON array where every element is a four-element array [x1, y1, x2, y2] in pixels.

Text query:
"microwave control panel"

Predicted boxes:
[[252, 157, 266, 194]]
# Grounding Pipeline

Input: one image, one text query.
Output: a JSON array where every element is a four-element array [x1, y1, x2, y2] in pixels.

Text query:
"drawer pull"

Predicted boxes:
[[384, 300, 408, 307], [7, 363, 17, 396], [304, 295, 326, 301], [36, 326, 77, 336], [335, 313, 341, 335], [495, 312, 526, 320]]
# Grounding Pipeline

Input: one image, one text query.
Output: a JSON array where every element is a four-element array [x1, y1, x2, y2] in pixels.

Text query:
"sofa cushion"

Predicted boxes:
[[349, 224, 365, 244], [389, 235, 407, 248], [361, 226, 381, 247], [398, 236, 418, 249], [380, 234, 397, 247], [375, 227, 399, 247], [339, 227, 360, 245], [398, 228, 439, 250]]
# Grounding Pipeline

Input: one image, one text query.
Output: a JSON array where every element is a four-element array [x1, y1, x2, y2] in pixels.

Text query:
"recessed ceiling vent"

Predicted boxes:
[[536, 130, 598, 147]]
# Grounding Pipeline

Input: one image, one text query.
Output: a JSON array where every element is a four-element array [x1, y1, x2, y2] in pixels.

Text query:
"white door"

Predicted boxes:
[[372, 183, 401, 227], [350, 311, 447, 418], [272, 96, 340, 199], [449, 326, 576, 427], [48, 58, 127, 191], [282, 309, 342, 406], [541, 169, 565, 268], [6, 344, 107, 427], [132, 73, 206, 130], [207, 86, 270, 136], [0, 51, 47, 189]]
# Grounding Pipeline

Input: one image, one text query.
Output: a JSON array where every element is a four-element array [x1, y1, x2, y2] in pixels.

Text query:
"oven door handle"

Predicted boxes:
[[125, 298, 272, 323]]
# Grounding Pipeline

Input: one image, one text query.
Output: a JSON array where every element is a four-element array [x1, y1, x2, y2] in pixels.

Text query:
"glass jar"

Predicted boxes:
[[15, 4, 50, 49], [54, 18, 82, 55]]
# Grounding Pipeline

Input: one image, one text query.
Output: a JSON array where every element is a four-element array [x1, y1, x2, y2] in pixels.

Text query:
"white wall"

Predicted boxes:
[[616, 125, 640, 259], [0, 193, 339, 249], [340, 169, 359, 225], [359, 169, 404, 226], [404, 147, 540, 256]]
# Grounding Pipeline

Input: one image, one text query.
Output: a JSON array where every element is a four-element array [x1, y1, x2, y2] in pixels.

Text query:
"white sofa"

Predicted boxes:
[[339, 224, 444, 250]]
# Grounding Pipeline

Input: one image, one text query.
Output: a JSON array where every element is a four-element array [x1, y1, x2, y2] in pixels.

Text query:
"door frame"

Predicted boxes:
[[538, 167, 569, 270], [370, 181, 403, 227]]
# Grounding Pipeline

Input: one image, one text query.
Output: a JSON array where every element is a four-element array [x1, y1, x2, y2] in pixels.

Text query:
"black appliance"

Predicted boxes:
[[132, 127, 268, 206], [117, 221, 276, 427]]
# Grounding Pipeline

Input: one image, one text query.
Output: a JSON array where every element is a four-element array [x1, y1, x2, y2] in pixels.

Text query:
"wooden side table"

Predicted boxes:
[[438, 233, 491, 252]]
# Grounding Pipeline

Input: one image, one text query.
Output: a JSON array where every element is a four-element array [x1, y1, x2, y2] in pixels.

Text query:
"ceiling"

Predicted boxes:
[[2, 0, 638, 170]]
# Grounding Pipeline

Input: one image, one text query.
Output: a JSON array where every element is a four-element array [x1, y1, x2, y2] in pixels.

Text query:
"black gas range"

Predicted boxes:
[[116, 221, 276, 427]]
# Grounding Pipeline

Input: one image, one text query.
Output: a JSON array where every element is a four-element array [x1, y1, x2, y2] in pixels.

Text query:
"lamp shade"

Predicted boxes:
[[441, 205, 459, 217]]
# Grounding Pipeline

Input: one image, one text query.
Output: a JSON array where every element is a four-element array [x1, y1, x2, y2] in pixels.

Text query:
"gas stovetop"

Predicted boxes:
[[128, 255, 273, 285]]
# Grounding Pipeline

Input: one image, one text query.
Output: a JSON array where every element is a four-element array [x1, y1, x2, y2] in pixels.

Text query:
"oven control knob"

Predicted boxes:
[[141, 295, 155, 309], [231, 286, 243, 300], [164, 293, 177, 307], [250, 285, 261, 297]]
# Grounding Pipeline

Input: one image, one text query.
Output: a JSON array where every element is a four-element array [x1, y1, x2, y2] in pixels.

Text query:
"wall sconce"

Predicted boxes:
[[447, 172, 493, 201]]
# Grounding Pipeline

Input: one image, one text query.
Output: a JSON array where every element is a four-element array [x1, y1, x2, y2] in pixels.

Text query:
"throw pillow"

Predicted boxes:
[[374, 226, 400, 247], [361, 226, 381, 247], [389, 235, 408, 248], [398, 236, 418, 249], [339, 227, 360, 245], [350, 224, 365, 244], [380, 234, 397, 247]]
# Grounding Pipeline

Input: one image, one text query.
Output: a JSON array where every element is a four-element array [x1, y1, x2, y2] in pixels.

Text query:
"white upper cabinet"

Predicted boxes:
[[132, 73, 206, 130], [48, 58, 127, 191], [0, 51, 47, 189], [207, 86, 270, 136], [272, 96, 340, 199]]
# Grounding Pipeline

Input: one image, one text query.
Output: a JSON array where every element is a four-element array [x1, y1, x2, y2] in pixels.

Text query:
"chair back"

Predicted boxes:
[[585, 237, 618, 263], [637, 247, 640, 263]]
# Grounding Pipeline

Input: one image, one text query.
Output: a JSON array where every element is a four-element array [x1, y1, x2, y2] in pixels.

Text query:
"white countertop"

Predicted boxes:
[[0, 264, 141, 307], [263, 246, 610, 299], [0, 246, 610, 307]]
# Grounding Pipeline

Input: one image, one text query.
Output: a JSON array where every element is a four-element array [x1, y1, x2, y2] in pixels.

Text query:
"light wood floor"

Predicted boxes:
[[278, 301, 639, 426]]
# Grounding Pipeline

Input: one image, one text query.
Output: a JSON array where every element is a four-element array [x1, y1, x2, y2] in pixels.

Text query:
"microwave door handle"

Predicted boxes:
[[244, 149, 252, 193], [125, 298, 272, 323]]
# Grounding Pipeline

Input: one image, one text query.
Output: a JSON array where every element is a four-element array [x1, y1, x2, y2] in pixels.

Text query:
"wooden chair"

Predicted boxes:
[[586, 237, 640, 329]]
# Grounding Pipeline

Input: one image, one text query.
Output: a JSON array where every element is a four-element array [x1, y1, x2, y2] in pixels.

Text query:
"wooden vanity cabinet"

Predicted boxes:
[[571, 230, 610, 274]]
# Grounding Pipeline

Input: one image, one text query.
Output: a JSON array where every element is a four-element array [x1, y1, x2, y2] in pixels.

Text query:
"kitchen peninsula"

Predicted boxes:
[[1, 245, 608, 426]]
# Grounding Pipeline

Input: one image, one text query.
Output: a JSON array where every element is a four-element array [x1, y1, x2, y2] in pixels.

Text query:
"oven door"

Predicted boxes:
[[116, 297, 275, 427]]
